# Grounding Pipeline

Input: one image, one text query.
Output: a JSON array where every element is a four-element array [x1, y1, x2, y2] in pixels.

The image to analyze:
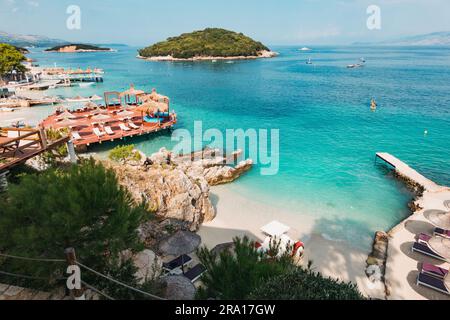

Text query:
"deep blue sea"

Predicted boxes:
[[25, 46, 450, 250]]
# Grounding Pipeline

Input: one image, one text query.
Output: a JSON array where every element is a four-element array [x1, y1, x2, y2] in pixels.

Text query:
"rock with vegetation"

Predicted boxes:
[[138, 28, 276, 60], [45, 44, 111, 52], [108, 147, 253, 231]]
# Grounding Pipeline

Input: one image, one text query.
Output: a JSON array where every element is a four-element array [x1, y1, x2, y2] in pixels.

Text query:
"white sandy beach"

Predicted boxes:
[[198, 184, 386, 299]]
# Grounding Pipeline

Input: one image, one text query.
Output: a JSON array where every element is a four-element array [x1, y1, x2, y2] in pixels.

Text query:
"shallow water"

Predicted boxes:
[[15, 45, 450, 250]]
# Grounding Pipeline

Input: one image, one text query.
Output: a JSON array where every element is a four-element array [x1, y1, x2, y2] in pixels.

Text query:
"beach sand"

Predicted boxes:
[[198, 185, 386, 299]]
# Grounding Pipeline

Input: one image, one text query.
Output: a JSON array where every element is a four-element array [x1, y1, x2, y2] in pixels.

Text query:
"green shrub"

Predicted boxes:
[[109, 145, 142, 163], [0, 159, 146, 295], [196, 236, 365, 300]]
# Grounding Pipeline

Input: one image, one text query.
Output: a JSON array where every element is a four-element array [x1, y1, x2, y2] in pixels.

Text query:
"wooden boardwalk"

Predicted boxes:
[[0, 128, 69, 172], [376, 152, 443, 192]]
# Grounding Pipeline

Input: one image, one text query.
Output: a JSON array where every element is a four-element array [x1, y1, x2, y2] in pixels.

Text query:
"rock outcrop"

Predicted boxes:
[[108, 147, 253, 231], [366, 231, 389, 284]]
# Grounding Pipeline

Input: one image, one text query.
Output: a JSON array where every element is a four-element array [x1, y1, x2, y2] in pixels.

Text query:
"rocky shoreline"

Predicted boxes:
[[137, 50, 278, 62], [106, 147, 253, 232]]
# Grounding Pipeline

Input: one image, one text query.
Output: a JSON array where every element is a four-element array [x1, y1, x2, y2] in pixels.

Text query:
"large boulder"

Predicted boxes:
[[133, 249, 163, 284]]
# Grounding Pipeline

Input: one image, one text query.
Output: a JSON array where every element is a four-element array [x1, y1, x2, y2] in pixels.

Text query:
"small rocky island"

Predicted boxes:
[[45, 44, 112, 53], [138, 28, 277, 61]]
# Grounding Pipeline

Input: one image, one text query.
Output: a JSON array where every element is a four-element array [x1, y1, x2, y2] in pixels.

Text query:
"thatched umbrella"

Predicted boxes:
[[119, 84, 145, 98], [57, 110, 76, 120], [159, 231, 201, 274], [92, 114, 111, 121], [85, 101, 98, 109], [425, 210, 450, 230], [56, 118, 76, 127], [428, 236, 450, 262], [161, 276, 196, 300], [444, 200, 450, 210], [117, 110, 134, 117]]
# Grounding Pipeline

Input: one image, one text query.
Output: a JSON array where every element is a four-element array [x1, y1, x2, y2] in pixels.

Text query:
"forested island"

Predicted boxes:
[[138, 28, 277, 61], [45, 44, 112, 53]]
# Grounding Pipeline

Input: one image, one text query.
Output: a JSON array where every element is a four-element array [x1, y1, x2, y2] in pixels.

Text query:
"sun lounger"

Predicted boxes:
[[93, 127, 105, 137], [417, 273, 450, 296], [435, 228, 450, 239], [119, 123, 131, 131], [162, 255, 192, 274], [128, 122, 141, 130], [421, 262, 449, 279], [412, 242, 447, 262], [105, 126, 115, 135], [71, 131, 82, 140], [418, 233, 432, 245], [184, 264, 207, 283]]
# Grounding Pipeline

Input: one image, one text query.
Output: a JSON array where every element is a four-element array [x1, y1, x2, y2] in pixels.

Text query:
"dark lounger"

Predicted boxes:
[[435, 228, 450, 239], [412, 242, 447, 262], [184, 264, 206, 283], [162, 254, 192, 272], [421, 262, 449, 279], [417, 273, 450, 296]]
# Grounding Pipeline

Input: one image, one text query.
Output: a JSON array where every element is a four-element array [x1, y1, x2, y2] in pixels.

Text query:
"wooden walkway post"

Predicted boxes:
[[65, 247, 85, 300]]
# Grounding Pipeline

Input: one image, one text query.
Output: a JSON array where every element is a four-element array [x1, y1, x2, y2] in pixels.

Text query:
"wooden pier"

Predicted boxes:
[[375, 152, 442, 192], [0, 128, 69, 172]]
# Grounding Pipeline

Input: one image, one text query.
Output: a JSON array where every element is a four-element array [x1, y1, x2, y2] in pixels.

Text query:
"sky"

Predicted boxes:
[[1, 0, 450, 46]]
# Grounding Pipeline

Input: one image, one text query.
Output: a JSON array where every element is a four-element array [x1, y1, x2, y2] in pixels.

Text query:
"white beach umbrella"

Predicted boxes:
[[117, 110, 134, 117], [260, 221, 290, 237], [428, 236, 450, 262], [92, 114, 111, 121], [57, 110, 76, 120], [425, 210, 450, 230]]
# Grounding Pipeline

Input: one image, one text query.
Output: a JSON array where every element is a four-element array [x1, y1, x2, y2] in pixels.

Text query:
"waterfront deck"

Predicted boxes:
[[40, 106, 177, 148], [376, 152, 443, 192]]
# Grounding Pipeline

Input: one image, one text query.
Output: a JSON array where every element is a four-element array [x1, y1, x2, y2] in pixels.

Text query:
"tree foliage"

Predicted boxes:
[[196, 237, 365, 300], [196, 237, 295, 300], [139, 28, 270, 59], [0, 43, 26, 78], [0, 159, 147, 293], [248, 268, 365, 300], [109, 144, 142, 163]]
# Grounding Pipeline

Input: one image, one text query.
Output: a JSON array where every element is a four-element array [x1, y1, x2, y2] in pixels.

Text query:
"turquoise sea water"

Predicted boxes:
[[25, 46, 450, 250]]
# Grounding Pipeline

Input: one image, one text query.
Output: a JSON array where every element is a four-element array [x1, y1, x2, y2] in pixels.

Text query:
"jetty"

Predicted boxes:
[[376, 152, 443, 192], [375, 153, 450, 300]]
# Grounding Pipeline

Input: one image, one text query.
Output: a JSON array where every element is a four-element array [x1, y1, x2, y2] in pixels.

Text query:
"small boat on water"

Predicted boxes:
[[300, 47, 312, 51], [79, 82, 95, 88], [306, 58, 313, 65], [347, 63, 364, 69]]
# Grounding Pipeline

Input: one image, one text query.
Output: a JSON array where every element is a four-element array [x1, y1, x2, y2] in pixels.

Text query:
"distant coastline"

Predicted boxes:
[[45, 44, 113, 53]]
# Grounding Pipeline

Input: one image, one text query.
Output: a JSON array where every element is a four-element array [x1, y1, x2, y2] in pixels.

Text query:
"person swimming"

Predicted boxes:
[[370, 98, 377, 111]]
